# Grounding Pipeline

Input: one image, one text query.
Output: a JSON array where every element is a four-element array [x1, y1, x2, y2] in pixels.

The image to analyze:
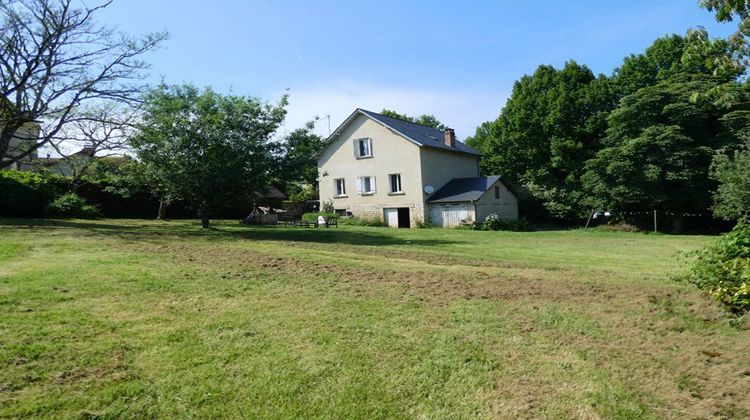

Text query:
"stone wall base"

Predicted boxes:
[[337, 203, 426, 228]]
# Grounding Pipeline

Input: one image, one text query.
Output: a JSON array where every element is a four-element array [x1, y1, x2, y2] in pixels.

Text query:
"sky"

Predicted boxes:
[[96, 0, 736, 139]]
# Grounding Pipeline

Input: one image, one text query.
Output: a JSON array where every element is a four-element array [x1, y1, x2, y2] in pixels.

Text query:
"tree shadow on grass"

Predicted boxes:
[[0, 218, 466, 247]]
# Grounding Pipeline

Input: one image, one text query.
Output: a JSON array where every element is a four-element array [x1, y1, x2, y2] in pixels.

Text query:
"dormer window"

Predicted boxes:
[[354, 138, 372, 158]]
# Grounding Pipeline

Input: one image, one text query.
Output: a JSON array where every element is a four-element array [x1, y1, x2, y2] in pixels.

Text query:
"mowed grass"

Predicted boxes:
[[1, 219, 749, 418]]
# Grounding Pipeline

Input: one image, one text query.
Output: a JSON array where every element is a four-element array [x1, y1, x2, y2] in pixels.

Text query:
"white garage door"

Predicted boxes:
[[430, 204, 471, 228]]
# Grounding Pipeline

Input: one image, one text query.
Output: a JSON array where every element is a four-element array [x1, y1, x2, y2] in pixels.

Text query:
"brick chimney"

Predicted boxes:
[[444, 127, 456, 147]]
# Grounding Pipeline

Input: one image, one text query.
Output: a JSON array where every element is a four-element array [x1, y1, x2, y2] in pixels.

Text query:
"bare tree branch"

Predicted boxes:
[[0, 0, 167, 168], [45, 101, 140, 189]]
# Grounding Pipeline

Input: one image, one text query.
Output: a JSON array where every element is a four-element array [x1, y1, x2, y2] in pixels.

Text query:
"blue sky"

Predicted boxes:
[[98, 0, 734, 138]]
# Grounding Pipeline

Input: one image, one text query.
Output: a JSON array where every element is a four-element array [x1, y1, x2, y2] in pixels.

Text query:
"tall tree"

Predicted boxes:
[[711, 138, 750, 221], [131, 84, 287, 228], [697, 0, 750, 76], [0, 0, 167, 168], [582, 74, 749, 231], [467, 61, 615, 220], [276, 120, 325, 195]]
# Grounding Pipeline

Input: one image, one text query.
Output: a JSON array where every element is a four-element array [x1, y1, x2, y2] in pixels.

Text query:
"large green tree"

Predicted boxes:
[[275, 120, 324, 195], [711, 138, 750, 221], [468, 33, 744, 223], [582, 74, 749, 231], [612, 35, 705, 97], [131, 84, 287, 228], [466, 61, 614, 220], [696, 0, 750, 77]]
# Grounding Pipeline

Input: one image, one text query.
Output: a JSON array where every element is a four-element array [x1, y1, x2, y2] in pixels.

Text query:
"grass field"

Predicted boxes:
[[1, 219, 749, 418]]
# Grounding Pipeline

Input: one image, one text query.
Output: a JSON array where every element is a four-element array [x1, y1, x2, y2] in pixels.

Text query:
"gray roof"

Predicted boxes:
[[355, 109, 482, 156], [427, 176, 505, 203]]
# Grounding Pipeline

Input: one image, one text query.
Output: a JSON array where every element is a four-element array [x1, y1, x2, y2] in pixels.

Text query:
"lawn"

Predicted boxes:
[[1, 219, 748, 418]]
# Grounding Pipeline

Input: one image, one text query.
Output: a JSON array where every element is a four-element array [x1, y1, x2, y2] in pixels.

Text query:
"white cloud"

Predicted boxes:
[[277, 81, 508, 140]]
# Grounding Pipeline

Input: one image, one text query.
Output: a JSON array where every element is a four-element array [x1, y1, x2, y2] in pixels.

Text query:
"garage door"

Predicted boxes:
[[430, 204, 471, 228]]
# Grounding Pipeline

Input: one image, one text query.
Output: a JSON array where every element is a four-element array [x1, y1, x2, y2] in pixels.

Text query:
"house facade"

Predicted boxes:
[[318, 109, 518, 228], [1, 123, 39, 171]]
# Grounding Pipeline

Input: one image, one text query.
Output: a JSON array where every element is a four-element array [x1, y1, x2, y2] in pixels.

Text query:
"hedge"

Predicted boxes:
[[0, 170, 258, 219], [302, 212, 338, 223], [0, 171, 68, 217]]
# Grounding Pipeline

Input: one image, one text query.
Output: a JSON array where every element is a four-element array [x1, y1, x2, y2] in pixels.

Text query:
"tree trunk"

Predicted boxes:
[[672, 214, 683, 234], [157, 196, 168, 220], [200, 211, 210, 229]]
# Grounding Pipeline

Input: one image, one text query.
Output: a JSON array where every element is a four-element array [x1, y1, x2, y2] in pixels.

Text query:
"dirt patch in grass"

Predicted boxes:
[[276, 241, 566, 271], [127, 242, 639, 306], [114, 241, 750, 418]]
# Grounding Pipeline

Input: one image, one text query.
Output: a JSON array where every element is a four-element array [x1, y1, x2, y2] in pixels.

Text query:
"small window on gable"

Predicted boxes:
[[389, 174, 402, 193], [494, 186, 500, 199], [334, 178, 346, 196], [354, 138, 372, 158]]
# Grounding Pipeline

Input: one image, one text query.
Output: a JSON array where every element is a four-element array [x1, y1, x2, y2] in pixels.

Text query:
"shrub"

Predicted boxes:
[[302, 212, 338, 223], [287, 185, 318, 203], [595, 222, 640, 232], [479, 214, 532, 231], [321, 199, 335, 213], [46, 193, 102, 219], [0, 171, 68, 217], [416, 220, 436, 228], [678, 218, 750, 314]]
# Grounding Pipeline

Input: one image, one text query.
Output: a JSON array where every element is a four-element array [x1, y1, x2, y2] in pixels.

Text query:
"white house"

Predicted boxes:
[[1, 122, 39, 171], [317, 109, 518, 228]]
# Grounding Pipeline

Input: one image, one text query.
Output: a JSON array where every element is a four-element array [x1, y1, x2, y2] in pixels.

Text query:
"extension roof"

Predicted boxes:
[[427, 176, 517, 203]]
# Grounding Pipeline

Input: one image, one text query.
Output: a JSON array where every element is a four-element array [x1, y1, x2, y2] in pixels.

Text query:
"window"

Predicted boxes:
[[354, 138, 372, 158], [356, 176, 376, 194], [334, 178, 346, 197], [389, 174, 402, 193], [494, 186, 500, 199]]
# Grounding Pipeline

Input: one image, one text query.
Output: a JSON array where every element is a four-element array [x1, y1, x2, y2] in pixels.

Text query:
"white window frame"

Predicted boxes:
[[334, 178, 347, 197], [389, 173, 402, 194], [354, 138, 372, 158], [356, 176, 376, 195]]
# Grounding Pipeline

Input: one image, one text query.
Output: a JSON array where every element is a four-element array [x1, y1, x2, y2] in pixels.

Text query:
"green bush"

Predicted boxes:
[[287, 185, 318, 203], [321, 199, 335, 213], [46, 193, 102, 219], [679, 218, 750, 314], [0, 171, 68, 217], [594, 222, 640, 233], [478, 214, 532, 231], [416, 220, 436, 228], [302, 212, 338, 223]]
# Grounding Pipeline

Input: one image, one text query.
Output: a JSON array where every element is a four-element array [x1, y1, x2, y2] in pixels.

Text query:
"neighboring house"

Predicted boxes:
[[255, 186, 287, 209], [318, 108, 518, 228], [1, 122, 39, 171], [40, 147, 96, 177]]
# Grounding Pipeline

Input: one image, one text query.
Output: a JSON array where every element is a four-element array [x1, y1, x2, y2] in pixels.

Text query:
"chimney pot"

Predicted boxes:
[[444, 128, 456, 147]]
